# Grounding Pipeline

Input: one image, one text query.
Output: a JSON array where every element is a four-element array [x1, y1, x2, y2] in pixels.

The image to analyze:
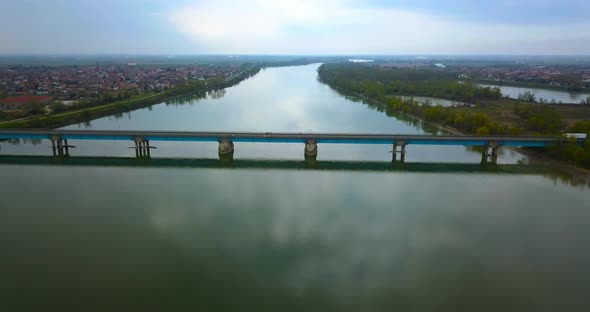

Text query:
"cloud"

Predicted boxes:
[[167, 0, 590, 54], [1, 0, 589, 54], [168, 0, 333, 51]]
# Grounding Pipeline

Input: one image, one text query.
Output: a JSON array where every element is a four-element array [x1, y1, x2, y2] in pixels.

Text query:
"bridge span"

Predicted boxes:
[[0, 129, 570, 164]]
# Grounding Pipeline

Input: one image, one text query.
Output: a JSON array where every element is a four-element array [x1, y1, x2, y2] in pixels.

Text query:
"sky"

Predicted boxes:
[[1, 0, 589, 55]]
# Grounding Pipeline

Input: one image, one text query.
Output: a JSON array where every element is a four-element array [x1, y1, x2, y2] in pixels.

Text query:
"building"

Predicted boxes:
[[0, 95, 53, 112]]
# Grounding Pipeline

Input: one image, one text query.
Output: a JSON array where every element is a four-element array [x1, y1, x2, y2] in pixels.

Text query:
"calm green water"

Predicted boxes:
[[1, 64, 589, 311]]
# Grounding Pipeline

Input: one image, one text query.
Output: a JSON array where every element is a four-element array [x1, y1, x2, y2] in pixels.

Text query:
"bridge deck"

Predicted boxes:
[[0, 129, 564, 147]]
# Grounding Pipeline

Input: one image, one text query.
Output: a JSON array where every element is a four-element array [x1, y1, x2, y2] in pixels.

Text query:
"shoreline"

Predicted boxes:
[[0, 62, 324, 129], [323, 82, 590, 176], [326, 84, 463, 135], [0, 66, 263, 129], [516, 147, 590, 173]]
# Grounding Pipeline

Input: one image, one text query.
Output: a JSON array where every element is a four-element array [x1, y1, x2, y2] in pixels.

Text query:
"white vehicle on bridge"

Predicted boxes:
[[562, 133, 587, 139]]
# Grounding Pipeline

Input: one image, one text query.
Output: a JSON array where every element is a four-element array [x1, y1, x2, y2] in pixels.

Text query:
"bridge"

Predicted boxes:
[[0, 129, 571, 164]]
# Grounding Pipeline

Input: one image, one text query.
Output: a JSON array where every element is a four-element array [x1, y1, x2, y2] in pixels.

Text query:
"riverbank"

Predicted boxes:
[[335, 86, 590, 175], [517, 147, 590, 180], [0, 65, 263, 129], [327, 84, 464, 135], [0, 92, 168, 129], [318, 63, 590, 169]]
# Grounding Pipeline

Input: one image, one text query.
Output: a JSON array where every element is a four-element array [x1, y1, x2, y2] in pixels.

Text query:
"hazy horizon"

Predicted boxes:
[[1, 0, 589, 55]]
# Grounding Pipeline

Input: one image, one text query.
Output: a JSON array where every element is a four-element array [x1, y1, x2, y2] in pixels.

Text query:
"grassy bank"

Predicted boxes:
[[0, 92, 168, 128]]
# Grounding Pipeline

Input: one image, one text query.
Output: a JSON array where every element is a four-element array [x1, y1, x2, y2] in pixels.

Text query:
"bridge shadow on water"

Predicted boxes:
[[0, 154, 564, 172], [1, 154, 588, 187]]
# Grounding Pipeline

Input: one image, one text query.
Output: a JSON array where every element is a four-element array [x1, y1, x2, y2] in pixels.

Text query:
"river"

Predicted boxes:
[[1, 64, 589, 311], [478, 83, 590, 104]]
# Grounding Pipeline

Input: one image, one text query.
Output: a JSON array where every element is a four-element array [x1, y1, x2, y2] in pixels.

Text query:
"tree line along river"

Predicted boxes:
[[1, 64, 589, 311]]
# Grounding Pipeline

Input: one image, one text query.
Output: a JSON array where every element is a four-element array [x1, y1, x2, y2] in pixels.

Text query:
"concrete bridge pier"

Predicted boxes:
[[490, 144, 500, 164], [400, 141, 406, 163], [481, 145, 489, 164], [133, 137, 151, 158], [481, 142, 500, 165], [304, 139, 318, 160], [392, 141, 407, 163], [218, 138, 234, 160], [50, 136, 71, 157], [144, 141, 151, 158]]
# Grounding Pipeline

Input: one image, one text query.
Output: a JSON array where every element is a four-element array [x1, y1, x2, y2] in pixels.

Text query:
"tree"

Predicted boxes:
[[50, 101, 68, 113], [582, 95, 590, 105], [491, 87, 502, 99], [518, 91, 536, 103], [570, 120, 590, 135], [80, 110, 91, 121], [476, 126, 490, 136], [28, 99, 45, 115]]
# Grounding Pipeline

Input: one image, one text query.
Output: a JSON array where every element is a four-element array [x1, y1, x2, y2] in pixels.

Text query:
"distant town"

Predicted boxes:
[[376, 62, 590, 91], [452, 65, 590, 90], [2, 55, 590, 117], [0, 62, 244, 112]]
